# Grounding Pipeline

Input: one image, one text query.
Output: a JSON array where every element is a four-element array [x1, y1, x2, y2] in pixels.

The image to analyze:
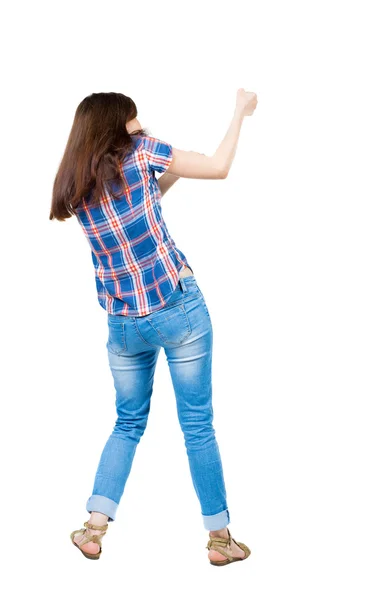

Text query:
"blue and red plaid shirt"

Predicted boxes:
[[74, 134, 193, 316]]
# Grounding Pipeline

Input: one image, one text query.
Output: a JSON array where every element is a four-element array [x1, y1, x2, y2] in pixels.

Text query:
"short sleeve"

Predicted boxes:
[[143, 135, 173, 174]]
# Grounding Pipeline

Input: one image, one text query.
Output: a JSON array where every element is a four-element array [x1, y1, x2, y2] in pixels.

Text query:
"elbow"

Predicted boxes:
[[209, 157, 229, 179]]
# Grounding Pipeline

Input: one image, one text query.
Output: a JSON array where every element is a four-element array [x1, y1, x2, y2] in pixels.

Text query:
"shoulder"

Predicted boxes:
[[142, 134, 158, 148], [130, 134, 173, 173], [129, 134, 172, 154], [142, 135, 172, 153]]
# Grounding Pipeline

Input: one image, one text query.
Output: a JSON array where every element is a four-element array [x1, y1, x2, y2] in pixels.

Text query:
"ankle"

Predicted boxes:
[[88, 511, 109, 528], [210, 527, 228, 538]]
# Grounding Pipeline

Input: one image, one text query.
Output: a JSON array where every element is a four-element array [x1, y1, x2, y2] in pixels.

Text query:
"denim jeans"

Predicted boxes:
[[86, 275, 230, 531]]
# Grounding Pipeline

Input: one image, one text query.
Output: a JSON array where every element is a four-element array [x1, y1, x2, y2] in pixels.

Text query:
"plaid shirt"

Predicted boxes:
[[75, 134, 192, 316]]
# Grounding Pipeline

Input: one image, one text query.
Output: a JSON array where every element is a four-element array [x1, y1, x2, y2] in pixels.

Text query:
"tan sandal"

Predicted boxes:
[[70, 520, 109, 560], [206, 527, 251, 566]]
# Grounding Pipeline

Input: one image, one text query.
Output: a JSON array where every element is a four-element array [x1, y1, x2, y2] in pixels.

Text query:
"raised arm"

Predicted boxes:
[[166, 88, 258, 180]]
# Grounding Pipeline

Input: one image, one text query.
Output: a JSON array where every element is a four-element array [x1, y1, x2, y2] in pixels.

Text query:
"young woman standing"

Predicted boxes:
[[50, 87, 258, 565]]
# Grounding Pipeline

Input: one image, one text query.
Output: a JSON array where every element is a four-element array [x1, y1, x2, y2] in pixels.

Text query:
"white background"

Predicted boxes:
[[1, 0, 364, 597]]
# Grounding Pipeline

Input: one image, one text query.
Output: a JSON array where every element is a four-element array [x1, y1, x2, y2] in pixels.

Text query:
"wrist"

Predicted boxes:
[[234, 108, 245, 121]]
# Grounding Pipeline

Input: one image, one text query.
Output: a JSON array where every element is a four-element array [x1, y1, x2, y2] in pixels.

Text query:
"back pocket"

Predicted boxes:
[[106, 321, 127, 355], [146, 303, 191, 344]]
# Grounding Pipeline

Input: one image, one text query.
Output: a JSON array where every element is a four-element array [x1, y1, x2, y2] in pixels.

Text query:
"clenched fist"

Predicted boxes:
[[236, 88, 258, 117]]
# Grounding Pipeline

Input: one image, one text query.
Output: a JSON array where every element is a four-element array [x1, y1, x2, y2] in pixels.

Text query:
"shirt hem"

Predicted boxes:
[[101, 262, 193, 317]]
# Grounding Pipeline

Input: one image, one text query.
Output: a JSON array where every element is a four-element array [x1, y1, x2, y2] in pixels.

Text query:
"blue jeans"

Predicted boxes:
[[86, 275, 230, 531]]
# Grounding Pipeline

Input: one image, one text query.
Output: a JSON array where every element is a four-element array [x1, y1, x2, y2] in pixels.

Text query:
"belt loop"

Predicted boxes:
[[179, 277, 187, 293]]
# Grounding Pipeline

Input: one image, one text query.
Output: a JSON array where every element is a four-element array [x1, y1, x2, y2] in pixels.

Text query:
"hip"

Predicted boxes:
[[106, 272, 212, 353]]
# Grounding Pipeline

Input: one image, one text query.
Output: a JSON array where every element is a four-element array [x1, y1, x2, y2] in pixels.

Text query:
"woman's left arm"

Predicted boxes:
[[157, 172, 180, 197]]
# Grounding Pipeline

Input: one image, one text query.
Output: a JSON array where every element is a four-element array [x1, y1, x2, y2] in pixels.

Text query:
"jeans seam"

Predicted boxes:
[[132, 318, 159, 348], [198, 293, 212, 322], [166, 292, 201, 308]]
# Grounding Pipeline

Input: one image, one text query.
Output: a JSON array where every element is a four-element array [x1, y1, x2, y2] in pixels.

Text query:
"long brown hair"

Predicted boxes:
[[49, 92, 148, 221]]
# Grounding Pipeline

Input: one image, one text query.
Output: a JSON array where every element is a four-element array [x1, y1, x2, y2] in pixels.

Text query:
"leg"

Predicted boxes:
[[164, 292, 230, 531], [73, 343, 160, 554], [165, 290, 247, 562], [86, 344, 161, 519]]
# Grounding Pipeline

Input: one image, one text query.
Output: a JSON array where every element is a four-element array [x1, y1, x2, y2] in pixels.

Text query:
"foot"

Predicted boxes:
[[73, 516, 108, 555], [208, 528, 246, 563], [73, 528, 104, 555]]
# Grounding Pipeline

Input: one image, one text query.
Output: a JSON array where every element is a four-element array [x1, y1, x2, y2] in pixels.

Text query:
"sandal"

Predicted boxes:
[[206, 527, 251, 566], [70, 520, 109, 560]]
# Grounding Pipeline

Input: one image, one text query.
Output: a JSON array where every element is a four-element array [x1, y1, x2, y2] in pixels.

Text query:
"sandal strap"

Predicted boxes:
[[206, 528, 234, 561], [71, 527, 106, 547], [207, 528, 232, 546], [83, 520, 108, 531], [71, 525, 107, 548], [84, 533, 104, 546], [207, 538, 229, 548], [206, 542, 233, 561], [82, 532, 106, 544]]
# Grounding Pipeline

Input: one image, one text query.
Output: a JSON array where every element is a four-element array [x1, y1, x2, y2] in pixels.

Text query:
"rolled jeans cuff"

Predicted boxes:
[[86, 494, 119, 522], [202, 508, 230, 531]]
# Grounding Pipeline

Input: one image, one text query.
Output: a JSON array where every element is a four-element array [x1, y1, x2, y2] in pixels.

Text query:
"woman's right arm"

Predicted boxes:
[[166, 88, 258, 180]]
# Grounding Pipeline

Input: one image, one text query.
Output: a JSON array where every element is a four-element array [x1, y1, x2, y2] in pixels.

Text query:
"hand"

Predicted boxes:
[[235, 88, 258, 117]]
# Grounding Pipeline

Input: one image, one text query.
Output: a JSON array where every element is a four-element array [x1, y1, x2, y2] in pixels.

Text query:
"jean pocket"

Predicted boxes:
[[106, 321, 127, 355], [146, 303, 192, 344]]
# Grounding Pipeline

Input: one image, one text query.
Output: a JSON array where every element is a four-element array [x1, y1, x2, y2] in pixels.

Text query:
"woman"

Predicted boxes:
[[50, 87, 258, 565]]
